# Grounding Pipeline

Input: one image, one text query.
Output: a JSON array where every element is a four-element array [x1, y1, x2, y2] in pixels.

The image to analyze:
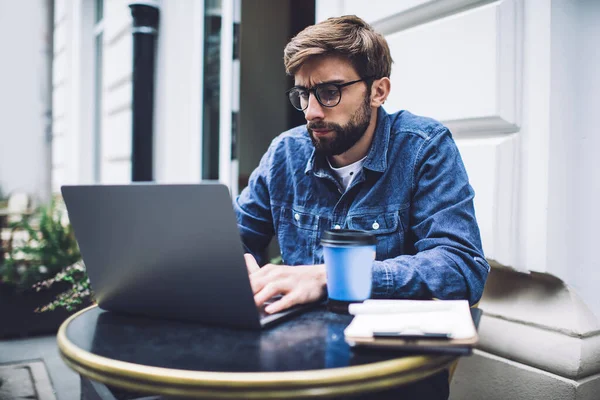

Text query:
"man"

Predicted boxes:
[[235, 15, 489, 316]]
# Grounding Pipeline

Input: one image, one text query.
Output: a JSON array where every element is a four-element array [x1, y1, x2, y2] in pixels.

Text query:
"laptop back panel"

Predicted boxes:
[[62, 183, 262, 330]]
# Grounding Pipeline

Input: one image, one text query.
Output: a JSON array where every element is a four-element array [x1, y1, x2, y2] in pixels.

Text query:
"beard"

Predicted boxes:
[[307, 94, 372, 156]]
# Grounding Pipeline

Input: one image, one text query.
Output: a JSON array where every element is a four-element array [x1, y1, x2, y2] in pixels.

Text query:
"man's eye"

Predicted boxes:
[[298, 91, 309, 99]]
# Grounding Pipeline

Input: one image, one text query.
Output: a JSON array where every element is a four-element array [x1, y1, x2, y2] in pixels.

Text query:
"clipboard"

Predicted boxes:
[[343, 300, 481, 353]]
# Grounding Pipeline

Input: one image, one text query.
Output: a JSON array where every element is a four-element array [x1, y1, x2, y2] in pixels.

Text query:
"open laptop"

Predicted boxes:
[[61, 182, 315, 330]]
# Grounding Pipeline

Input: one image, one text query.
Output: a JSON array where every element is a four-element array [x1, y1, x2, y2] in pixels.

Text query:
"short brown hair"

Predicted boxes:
[[284, 15, 393, 79]]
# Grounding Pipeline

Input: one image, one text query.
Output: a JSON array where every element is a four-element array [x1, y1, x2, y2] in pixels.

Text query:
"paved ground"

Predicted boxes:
[[0, 334, 80, 400], [0, 360, 56, 400]]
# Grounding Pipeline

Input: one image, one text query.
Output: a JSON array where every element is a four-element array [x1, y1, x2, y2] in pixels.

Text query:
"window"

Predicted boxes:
[[202, 0, 222, 180]]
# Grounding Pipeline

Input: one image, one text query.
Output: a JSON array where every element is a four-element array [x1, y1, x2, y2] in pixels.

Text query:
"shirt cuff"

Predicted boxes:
[[371, 260, 394, 298]]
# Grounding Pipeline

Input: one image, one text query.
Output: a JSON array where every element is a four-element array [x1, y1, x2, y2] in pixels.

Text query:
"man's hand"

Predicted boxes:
[[244, 253, 261, 275], [244, 254, 327, 314]]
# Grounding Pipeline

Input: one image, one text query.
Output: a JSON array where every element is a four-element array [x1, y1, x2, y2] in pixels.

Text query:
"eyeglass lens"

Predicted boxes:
[[288, 84, 341, 111]]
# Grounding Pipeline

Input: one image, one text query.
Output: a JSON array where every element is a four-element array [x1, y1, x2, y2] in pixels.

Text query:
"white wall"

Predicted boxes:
[[154, 0, 203, 183], [548, 0, 600, 317], [569, 0, 600, 316], [100, 0, 133, 183], [52, 0, 133, 191], [51, 0, 70, 191], [0, 0, 52, 203]]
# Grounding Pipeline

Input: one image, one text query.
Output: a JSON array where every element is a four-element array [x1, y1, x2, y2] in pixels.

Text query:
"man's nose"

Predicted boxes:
[[304, 93, 325, 121]]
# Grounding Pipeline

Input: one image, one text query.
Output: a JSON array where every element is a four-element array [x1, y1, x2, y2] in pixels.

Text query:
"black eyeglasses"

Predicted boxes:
[[286, 77, 373, 111]]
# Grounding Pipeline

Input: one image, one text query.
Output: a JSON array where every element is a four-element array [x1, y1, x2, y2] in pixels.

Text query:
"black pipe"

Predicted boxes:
[[129, 2, 159, 181]]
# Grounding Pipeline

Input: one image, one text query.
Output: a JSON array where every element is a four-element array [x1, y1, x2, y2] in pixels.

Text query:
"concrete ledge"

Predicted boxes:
[[478, 313, 600, 379], [475, 266, 600, 379], [450, 350, 600, 400]]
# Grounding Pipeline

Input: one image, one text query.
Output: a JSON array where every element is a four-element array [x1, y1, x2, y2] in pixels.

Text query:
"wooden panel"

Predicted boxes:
[[456, 135, 516, 266], [51, 135, 65, 168], [54, 0, 68, 23], [51, 167, 65, 192], [153, 0, 204, 183], [318, 0, 497, 34], [386, 5, 497, 122], [52, 118, 65, 138], [52, 0, 70, 193], [52, 52, 68, 87], [97, 1, 133, 185], [103, 35, 132, 89], [105, 0, 132, 20], [317, 0, 522, 137], [317, 0, 430, 23], [102, 109, 131, 161], [101, 160, 131, 184], [104, 12, 131, 45], [53, 19, 68, 55], [105, 80, 131, 115], [52, 86, 67, 121], [385, 1, 521, 136]]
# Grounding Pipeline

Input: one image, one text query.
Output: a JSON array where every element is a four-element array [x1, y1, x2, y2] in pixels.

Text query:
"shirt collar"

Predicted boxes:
[[304, 107, 391, 175]]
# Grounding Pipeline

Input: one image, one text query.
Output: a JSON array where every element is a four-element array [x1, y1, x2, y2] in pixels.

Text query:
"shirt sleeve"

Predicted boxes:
[[371, 128, 490, 305], [233, 142, 276, 266]]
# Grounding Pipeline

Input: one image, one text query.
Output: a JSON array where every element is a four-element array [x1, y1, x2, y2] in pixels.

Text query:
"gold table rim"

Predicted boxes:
[[57, 305, 456, 393]]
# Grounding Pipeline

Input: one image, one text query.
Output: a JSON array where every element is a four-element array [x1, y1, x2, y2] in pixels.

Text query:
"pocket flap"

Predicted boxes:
[[280, 207, 319, 230], [347, 212, 400, 234]]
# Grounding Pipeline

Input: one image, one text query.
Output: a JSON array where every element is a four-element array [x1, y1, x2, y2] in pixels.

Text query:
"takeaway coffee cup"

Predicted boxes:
[[321, 229, 377, 313]]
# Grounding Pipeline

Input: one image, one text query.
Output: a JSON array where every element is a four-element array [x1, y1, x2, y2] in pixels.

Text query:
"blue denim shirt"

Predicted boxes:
[[234, 108, 489, 305]]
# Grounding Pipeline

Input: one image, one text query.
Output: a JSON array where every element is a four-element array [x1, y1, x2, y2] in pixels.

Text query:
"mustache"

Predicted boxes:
[[307, 121, 340, 132]]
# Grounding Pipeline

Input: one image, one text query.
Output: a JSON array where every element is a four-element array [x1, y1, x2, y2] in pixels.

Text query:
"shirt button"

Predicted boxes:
[[372, 221, 380, 230], [334, 224, 341, 230], [294, 213, 300, 221]]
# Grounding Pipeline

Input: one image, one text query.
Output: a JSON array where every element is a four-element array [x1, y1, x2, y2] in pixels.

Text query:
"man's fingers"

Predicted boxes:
[[254, 282, 285, 307], [265, 293, 296, 314], [248, 264, 283, 294], [244, 253, 260, 275], [249, 274, 267, 295]]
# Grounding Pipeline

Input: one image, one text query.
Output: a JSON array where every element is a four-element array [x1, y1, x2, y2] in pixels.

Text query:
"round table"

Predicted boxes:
[[57, 305, 456, 399]]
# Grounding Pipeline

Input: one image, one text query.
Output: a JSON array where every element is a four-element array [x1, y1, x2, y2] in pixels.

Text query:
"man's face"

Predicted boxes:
[[294, 56, 372, 156]]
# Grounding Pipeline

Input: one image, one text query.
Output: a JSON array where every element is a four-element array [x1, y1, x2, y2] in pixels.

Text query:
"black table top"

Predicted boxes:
[[58, 305, 459, 398], [65, 305, 434, 372]]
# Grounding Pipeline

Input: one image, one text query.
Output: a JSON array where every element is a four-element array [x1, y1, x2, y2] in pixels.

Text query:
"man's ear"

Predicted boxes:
[[370, 77, 391, 107]]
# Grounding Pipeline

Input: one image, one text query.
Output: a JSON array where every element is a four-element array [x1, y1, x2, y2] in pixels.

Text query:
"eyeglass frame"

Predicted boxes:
[[286, 76, 375, 111]]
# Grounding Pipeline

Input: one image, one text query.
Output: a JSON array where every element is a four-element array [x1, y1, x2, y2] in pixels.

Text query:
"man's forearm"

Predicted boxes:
[[370, 248, 489, 305]]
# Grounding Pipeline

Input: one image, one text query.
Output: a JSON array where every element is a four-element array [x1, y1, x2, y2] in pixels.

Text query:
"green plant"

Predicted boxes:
[[33, 261, 92, 312], [0, 199, 81, 289], [270, 255, 283, 265], [0, 187, 6, 209], [0, 198, 94, 312]]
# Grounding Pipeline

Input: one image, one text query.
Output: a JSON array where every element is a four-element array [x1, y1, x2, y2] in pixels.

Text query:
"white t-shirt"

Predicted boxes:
[[327, 156, 368, 192]]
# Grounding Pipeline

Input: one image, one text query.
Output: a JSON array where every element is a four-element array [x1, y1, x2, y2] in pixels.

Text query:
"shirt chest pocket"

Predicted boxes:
[[277, 207, 320, 265], [347, 211, 404, 260]]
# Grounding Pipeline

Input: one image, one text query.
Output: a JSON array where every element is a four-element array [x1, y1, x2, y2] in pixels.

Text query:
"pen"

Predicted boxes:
[[372, 332, 451, 340]]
